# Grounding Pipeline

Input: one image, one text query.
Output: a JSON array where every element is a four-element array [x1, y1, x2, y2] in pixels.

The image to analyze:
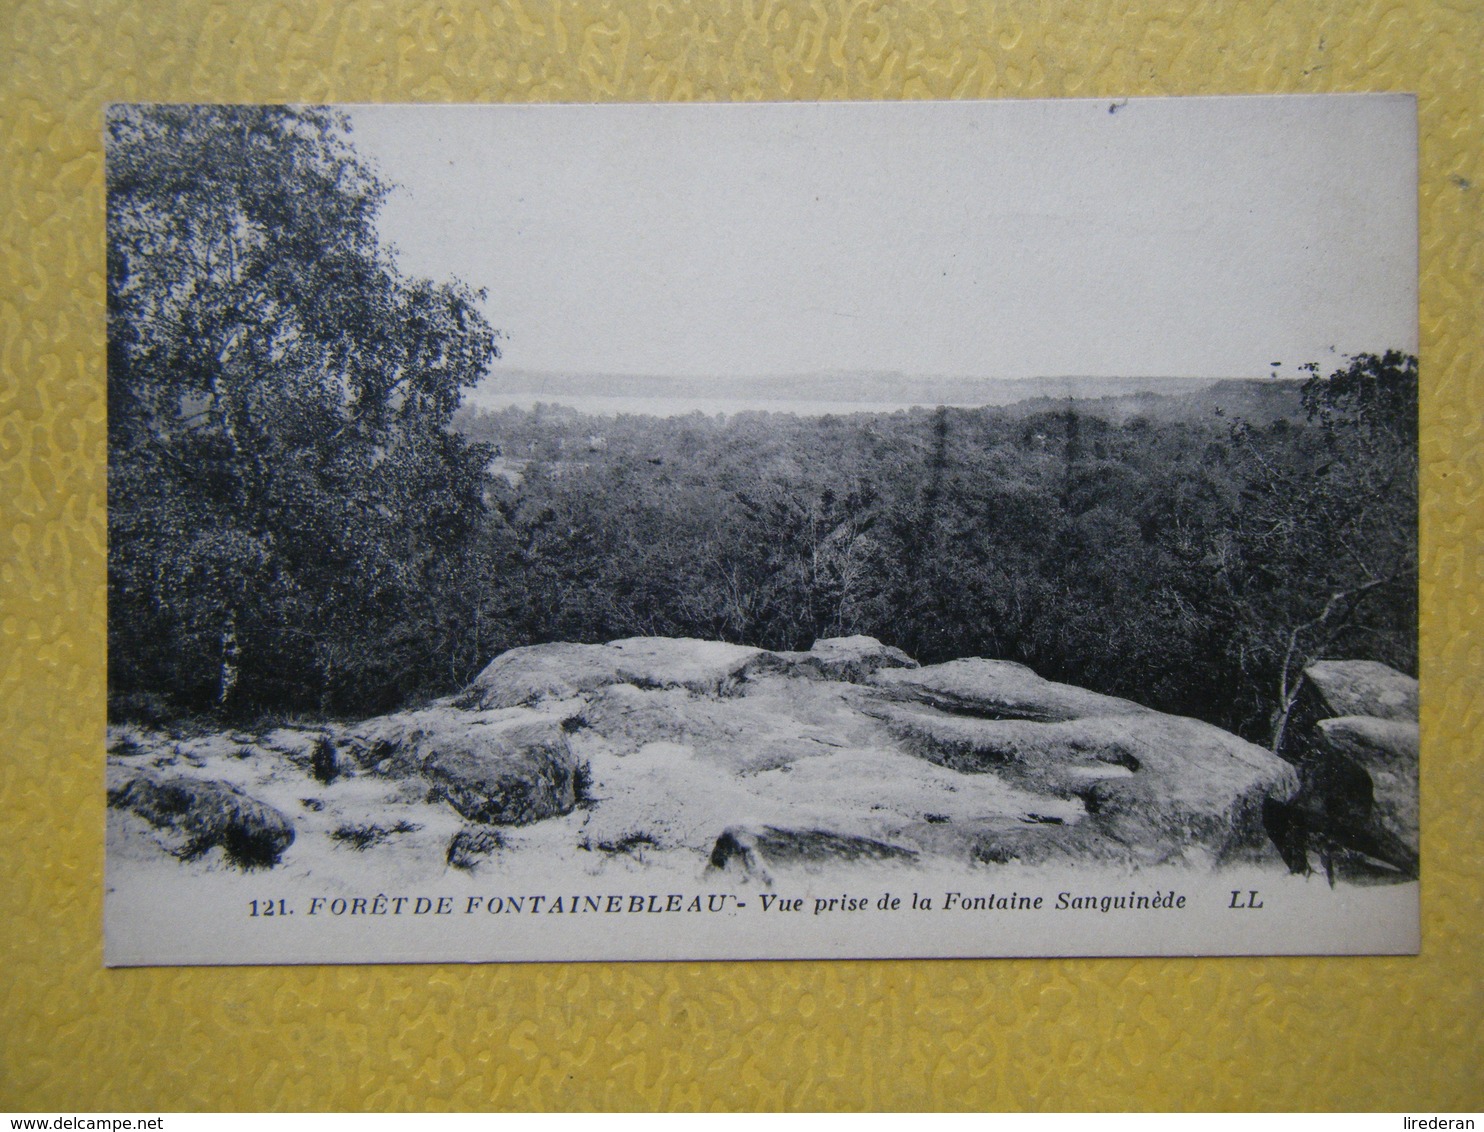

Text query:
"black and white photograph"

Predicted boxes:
[[103, 95, 1420, 965]]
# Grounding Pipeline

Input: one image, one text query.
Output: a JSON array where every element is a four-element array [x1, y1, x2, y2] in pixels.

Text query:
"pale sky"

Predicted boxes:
[[347, 95, 1416, 382]]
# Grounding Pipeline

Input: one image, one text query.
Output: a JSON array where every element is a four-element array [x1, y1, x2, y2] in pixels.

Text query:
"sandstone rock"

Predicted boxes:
[[871, 658, 1150, 722], [422, 722, 581, 825], [108, 771, 295, 868], [461, 637, 762, 709], [873, 702, 1140, 776], [1318, 715, 1420, 767], [1272, 661, 1421, 880], [807, 635, 917, 675], [872, 701, 1298, 864], [506, 645, 1302, 870], [1316, 715, 1420, 866], [580, 678, 872, 771], [605, 636, 763, 693], [349, 708, 583, 825], [1304, 660, 1418, 722], [460, 642, 628, 708], [749, 635, 918, 683], [708, 824, 918, 884]]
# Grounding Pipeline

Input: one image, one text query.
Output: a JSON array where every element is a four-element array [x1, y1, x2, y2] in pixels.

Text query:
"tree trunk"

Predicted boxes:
[[215, 610, 240, 710], [1269, 669, 1306, 755]]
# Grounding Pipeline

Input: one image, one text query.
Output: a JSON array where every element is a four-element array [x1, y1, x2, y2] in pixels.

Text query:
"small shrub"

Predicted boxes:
[[579, 831, 659, 859], [573, 760, 594, 804], [310, 736, 340, 785], [166, 716, 217, 741], [330, 820, 420, 851], [108, 734, 145, 757], [447, 826, 504, 870], [108, 691, 172, 727], [211, 824, 290, 870]]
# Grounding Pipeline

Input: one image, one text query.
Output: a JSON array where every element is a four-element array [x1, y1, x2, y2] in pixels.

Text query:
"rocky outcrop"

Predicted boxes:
[[108, 770, 295, 868], [1272, 661, 1419, 880], [106, 634, 1316, 881], [345, 708, 584, 825], [709, 825, 918, 884], [745, 635, 918, 683], [457, 642, 635, 708], [1305, 660, 1419, 722], [872, 659, 1150, 722], [870, 664, 1298, 865], [460, 637, 763, 709], [557, 639, 1294, 871]]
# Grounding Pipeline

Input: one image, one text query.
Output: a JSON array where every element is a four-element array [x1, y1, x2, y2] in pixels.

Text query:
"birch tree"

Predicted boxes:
[[107, 105, 499, 715]]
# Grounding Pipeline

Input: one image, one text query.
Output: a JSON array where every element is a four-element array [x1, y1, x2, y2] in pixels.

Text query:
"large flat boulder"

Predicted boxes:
[[459, 642, 630, 708], [871, 658, 1150, 722], [605, 637, 763, 692], [872, 701, 1298, 864], [579, 676, 882, 772], [1305, 660, 1418, 722], [461, 637, 762, 709], [747, 635, 918, 683]]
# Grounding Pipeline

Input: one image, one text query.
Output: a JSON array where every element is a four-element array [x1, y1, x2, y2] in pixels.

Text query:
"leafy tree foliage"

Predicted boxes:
[[107, 106, 499, 716], [1226, 351, 1418, 749]]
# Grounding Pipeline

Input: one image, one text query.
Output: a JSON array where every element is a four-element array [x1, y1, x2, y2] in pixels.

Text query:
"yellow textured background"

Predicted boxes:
[[2, 0, 1480, 1112]]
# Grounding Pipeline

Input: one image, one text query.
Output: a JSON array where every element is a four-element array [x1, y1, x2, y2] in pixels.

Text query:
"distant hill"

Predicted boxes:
[[1003, 378, 1306, 425], [460, 369, 1306, 424], [469, 369, 1221, 406]]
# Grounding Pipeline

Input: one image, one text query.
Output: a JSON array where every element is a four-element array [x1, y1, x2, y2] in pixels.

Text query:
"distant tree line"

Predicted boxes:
[[453, 351, 1416, 743], [106, 105, 1416, 746]]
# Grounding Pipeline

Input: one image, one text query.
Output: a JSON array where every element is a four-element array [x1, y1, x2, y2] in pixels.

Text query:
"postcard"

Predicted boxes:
[[104, 95, 1419, 964]]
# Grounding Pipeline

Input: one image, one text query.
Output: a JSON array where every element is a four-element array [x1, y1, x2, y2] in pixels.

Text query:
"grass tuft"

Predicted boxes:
[[330, 820, 421, 851], [447, 827, 504, 870]]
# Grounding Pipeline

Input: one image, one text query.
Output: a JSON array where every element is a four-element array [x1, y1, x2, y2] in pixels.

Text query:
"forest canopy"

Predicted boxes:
[[451, 357, 1416, 745], [106, 106, 1416, 749]]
